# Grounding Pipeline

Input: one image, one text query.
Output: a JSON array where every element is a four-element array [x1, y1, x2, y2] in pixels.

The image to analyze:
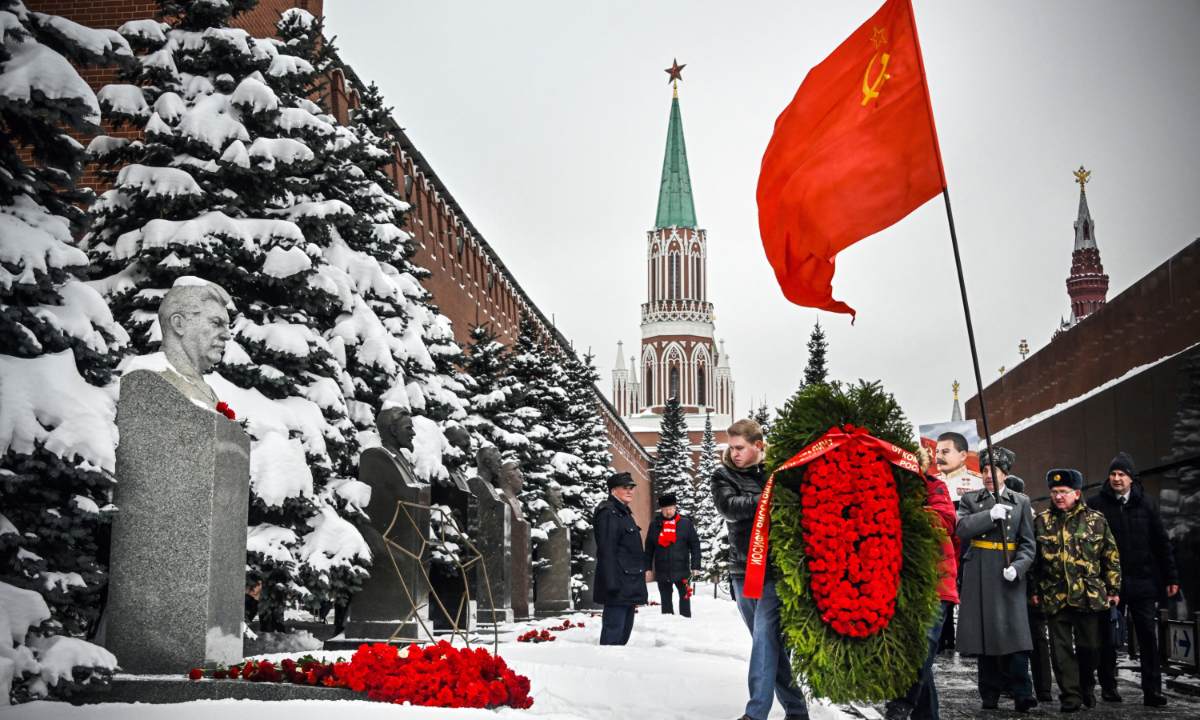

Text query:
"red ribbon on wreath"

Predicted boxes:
[[741, 425, 919, 605]]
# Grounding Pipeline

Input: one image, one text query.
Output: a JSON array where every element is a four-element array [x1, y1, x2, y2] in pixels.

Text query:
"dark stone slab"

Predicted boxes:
[[577, 528, 602, 610], [429, 473, 473, 633], [466, 472, 513, 624], [107, 370, 250, 674], [534, 507, 572, 617], [72, 677, 358, 705], [343, 448, 430, 644]]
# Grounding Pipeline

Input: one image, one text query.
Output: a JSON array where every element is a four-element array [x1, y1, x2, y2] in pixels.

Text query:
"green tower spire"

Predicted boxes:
[[655, 91, 697, 229]]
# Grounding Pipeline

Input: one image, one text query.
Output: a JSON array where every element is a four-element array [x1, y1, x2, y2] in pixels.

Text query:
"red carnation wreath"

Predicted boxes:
[[801, 438, 902, 637]]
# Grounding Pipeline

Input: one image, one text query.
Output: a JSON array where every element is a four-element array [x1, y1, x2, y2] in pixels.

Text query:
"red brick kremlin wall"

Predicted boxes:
[[28, 0, 655, 520], [966, 238, 1200, 432]]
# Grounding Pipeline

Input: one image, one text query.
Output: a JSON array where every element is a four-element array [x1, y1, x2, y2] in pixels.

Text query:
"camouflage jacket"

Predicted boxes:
[[1030, 501, 1121, 614]]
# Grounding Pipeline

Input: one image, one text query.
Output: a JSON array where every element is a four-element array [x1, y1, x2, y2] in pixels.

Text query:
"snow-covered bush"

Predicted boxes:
[[0, 0, 131, 639], [1, 581, 117, 704]]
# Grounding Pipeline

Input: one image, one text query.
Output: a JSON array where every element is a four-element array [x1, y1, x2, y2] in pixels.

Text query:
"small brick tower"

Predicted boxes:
[[1056, 166, 1110, 337]]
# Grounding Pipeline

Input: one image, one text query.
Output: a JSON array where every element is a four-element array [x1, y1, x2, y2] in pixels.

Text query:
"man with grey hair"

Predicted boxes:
[[156, 279, 233, 408]]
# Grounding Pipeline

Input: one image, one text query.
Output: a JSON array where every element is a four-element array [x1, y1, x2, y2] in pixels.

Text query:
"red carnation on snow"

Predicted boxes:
[[215, 401, 235, 420]]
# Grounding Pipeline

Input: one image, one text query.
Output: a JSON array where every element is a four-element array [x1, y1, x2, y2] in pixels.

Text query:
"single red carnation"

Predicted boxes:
[[189, 668, 202, 680]]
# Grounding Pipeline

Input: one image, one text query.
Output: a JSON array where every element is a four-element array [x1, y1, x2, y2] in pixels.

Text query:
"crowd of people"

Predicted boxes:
[[589, 418, 1180, 720]]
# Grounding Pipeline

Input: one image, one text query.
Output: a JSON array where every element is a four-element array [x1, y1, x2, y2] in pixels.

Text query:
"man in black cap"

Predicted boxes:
[[1087, 452, 1178, 707], [1030, 469, 1121, 713], [592, 471, 648, 645], [644, 492, 702, 617]]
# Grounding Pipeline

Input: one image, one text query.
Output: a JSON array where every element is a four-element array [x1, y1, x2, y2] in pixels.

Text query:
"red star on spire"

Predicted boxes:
[[665, 58, 686, 85]]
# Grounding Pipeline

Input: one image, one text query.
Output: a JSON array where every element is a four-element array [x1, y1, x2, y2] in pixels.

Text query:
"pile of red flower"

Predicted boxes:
[[187, 641, 533, 709], [546, 619, 582, 632], [517, 629, 555, 643], [801, 432, 902, 637], [215, 401, 235, 420]]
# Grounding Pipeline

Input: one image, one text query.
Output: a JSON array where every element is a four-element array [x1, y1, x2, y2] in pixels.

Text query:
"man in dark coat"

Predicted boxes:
[[957, 446, 1038, 713], [711, 419, 808, 720], [1086, 452, 1178, 707], [592, 471, 648, 646], [644, 492, 702, 617]]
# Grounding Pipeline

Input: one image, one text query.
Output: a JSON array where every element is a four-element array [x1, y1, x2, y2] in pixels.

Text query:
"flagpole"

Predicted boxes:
[[941, 186, 1010, 568]]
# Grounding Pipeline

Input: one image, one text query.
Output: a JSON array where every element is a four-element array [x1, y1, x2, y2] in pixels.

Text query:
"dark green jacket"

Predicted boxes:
[[1030, 501, 1121, 615]]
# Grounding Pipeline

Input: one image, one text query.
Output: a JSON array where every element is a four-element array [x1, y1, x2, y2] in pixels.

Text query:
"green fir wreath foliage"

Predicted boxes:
[[765, 381, 943, 703]]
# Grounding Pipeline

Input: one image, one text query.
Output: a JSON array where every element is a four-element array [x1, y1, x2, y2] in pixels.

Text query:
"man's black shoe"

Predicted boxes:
[[1059, 701, 1080, 713], [1082, 695, 1095, 709], [883, 701, 912, 720], [981, 700, 999, 710], [1100, 688, 1122, 702], [1037, 691, 1054, 703], [783, 715, 810, 720], [1015, 695, 1038, 713], [1144, 693, 1168, 707]]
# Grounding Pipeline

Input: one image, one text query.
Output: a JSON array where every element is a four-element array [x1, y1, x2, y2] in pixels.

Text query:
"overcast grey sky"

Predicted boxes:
[[325, 1, 1200, 429]]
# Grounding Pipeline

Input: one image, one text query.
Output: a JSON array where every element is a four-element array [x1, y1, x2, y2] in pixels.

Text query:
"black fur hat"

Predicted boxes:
[[1047, 469, 1083, 491], [978, 446, 1016, 474], [658, 493, 678, 508]]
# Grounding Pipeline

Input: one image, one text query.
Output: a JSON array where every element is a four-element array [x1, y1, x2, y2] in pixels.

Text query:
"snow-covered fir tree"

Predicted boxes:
[[692, 413, 729, 581], [558, 350, 612, 599], [752, 400, 773, 440], [505, 313, 557, 525], [460, 323, 530, 460], [0, 0, 133, 640], [803, 319, 828, 386], [81, 2, 454, 626], [654, 396, 694, 515]]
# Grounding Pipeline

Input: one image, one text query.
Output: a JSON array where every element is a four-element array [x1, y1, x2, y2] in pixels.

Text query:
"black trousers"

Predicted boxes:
[[600, 604, 636, 645], [978, 652, 1033, 703], [1099, 596, 1160, 695], [1029, 609, 1054, 697], [657, 579, 691, 617]]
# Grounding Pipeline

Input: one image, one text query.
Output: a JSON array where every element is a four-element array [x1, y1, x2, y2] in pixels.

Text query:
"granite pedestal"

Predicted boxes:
[[577, 528, 603, 610], [466, 472, 513, 625], [106, 370, 250, 674], [534, 509, 572, 617], [340, 447, 430, 645], [429, 471, 473, 633]]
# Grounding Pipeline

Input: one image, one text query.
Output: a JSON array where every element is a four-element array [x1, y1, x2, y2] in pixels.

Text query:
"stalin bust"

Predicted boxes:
[[156, 280, 233, 409]]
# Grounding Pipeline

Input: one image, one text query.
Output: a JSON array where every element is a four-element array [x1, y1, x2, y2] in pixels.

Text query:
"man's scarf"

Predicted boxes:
[[658, 516, 678, 547]]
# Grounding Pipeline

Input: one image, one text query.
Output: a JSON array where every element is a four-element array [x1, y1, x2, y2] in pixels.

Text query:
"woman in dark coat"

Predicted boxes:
[[644, 493, 702, 617]]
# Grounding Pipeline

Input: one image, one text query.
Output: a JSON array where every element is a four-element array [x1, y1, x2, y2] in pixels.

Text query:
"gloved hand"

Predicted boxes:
[[1003, 566, 1018, 582], [989, 504, 1008, 521]]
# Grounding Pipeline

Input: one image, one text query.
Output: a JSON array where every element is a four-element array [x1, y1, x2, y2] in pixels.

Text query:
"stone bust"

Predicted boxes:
[[378, 406, 415, 455], [498, 460, 524, 501], [475, 446, 503, 487], [157, 281, 233, 408], [443, 424, 471, 455], [545, 482, 564, 512]]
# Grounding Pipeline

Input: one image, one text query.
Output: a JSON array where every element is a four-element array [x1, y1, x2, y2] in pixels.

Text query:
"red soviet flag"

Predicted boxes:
[[757, 0, 944, 318]]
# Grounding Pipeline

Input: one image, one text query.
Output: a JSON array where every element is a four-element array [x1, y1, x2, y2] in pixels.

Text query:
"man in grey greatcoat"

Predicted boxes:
[[957, 446, 1037, 713]]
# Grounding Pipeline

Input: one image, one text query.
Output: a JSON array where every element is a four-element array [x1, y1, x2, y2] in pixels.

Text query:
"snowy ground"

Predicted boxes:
[[6, 586, 854, 720]]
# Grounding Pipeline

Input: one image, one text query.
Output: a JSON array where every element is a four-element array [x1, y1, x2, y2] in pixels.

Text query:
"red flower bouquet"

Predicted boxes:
[[215, 401, 235, 420]]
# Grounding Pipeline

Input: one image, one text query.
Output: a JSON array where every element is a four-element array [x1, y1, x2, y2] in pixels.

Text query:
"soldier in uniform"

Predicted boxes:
[[956, 446, 1038, 713], [1029, 469, 1121, 713]]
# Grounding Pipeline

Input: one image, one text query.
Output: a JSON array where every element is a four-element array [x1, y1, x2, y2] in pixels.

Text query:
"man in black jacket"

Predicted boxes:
[[1086, 452, 1179, 707], [711, 419, 808, 720], [592, 471, 648, 646], [645, 492, 702, 617]]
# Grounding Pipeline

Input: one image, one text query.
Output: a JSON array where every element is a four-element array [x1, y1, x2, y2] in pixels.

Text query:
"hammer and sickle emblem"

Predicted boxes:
[[862, 52, 891, 105]]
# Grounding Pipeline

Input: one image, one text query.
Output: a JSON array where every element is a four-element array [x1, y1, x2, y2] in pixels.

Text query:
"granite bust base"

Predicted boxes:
[[73, 676, 357, 704], [576, 528, 602, 610], [466, 473, 513, 625], [534, 510, 572, 617], [106, 370, 250, 674], [343, 447, 430, 644]]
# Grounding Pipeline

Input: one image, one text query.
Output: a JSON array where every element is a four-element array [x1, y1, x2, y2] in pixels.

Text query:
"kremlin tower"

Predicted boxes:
[[612, 63, 736, 457], [1055, 166, 1110, 338]]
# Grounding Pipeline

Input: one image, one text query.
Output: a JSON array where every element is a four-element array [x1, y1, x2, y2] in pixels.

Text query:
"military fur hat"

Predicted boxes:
[[658, 493, 677, 508], [1046, 469, 1083, 491], [1005, 475, 1025, 494], [607, 471, 636, 490], [978, 445, 1016, 474]]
